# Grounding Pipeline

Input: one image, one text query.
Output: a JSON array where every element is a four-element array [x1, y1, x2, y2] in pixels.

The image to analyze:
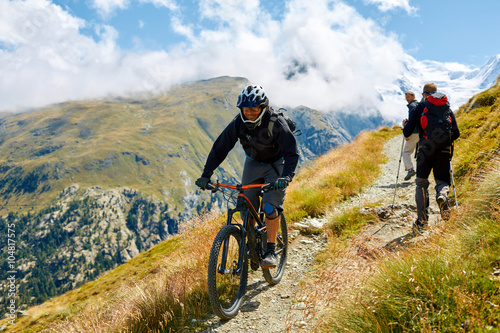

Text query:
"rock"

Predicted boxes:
[[305, 218, 325, 229], [135, 154, 151, 165], [59, 185, 80, 198], [359, 208, 372, 215], [297, 321, 307, 328], [17, 310, 29, 317], [373, 206, 392, 219], [293, 302, 306, 310]]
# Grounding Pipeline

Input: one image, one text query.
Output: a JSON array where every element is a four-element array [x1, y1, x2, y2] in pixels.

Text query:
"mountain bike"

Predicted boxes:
[[204, 182, 288, 320]]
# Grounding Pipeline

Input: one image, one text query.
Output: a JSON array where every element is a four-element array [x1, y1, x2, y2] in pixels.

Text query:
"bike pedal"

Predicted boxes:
[[250, 261, 259, 271]]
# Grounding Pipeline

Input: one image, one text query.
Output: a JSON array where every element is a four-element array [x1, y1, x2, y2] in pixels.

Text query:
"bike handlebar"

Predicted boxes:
[[205, 182, 275, 193]]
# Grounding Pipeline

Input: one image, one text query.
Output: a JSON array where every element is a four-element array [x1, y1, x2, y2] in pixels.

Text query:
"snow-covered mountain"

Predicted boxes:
[[377, 54, 500, 122], [470, 55, 500, 89]]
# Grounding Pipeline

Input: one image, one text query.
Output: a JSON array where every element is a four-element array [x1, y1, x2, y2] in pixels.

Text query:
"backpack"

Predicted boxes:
[[419, 92, 453, 149], [267, 108, 301, 138]]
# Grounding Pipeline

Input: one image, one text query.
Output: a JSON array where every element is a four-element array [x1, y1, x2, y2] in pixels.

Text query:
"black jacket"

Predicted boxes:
[[201, 108, 299, 179], [407, 99, 419, 134]]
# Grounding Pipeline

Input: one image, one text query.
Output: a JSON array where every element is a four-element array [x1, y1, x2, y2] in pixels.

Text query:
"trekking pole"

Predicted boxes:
[[391, 135, 405, 209], [449, 149, 459, 211]]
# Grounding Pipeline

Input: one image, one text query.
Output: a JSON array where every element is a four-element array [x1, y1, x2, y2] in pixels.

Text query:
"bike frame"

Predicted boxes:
[[214, 183, 267, 276]]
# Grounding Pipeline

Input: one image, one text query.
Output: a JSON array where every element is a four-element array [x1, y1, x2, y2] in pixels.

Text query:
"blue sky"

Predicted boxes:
[[357, 0, 500, 66], [0, 0, 499, 115]]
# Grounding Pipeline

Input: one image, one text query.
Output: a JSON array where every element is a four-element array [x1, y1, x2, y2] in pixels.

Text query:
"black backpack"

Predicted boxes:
[[419, 92, 453, 149], [268, 108, 301, 138]]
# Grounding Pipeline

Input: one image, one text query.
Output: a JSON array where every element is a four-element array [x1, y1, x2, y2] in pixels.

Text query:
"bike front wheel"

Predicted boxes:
[[262, 213, 288, 285], [207, 224, 248, 320]]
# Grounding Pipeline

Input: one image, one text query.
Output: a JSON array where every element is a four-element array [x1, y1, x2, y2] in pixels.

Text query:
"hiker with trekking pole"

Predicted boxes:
[[391, 91, 420, 209], [402, 91, 419, 181], [402, 82, 460, 233]]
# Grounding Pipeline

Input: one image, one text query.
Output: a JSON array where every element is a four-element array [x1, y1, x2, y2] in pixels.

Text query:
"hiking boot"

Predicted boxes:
[[261, 250, 277, 268], [404, 169, 416, 181], [437, 195, 450, 221], [412, 219, 428, 235]]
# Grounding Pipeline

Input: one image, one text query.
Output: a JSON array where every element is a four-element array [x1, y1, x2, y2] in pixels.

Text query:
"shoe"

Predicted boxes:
[[261, 250, 277, 268], [404, 169, 416, 181], [437, 195, 450, 220], [412, 219, 427, 235]]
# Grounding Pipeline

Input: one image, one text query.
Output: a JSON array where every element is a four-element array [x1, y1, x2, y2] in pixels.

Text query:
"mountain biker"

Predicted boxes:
[[196, 85, 299, 268], [401, 91, 419, 181], [403, 82, 460, 232]]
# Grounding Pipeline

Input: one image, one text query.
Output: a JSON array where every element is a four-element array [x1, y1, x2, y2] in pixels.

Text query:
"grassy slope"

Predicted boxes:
[[453, 78, 500, 198]]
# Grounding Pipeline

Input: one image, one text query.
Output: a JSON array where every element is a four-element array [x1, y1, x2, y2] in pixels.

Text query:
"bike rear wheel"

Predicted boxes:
[[207, 224, 248, 320], [262, 213, 288, 285]]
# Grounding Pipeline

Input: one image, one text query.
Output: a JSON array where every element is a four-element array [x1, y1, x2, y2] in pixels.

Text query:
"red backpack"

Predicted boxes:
[[420, 92, 453, 149]]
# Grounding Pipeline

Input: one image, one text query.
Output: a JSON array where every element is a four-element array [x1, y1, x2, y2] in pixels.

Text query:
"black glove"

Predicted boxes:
[[275, 176, 291, 189], [195, 177, 211, 190]]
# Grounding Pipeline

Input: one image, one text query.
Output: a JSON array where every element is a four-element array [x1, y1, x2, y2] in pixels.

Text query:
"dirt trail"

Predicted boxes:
[[202, 134, 446, 332]]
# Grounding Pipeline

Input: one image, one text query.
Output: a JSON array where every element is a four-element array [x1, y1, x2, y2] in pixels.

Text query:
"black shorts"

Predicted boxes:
[[241, 157, 286, 212]]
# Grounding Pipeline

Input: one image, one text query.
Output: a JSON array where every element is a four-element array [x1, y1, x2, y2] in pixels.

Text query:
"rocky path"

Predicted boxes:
[[202, 134, 446, 332]]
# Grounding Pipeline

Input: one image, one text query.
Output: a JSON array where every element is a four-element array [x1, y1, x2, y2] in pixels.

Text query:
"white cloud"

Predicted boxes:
[[199, 0, 261, 28], [364, 0, 417, 15], [91, 0, 177, 17], [0, 0, 410, 118], [92, 0, 130, 17], [139, 0, 177, 10], [170, 16, 195, 42]]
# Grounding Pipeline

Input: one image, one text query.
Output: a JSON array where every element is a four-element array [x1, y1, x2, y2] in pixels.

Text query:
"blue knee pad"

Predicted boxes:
[[263, 202, 279, 219]]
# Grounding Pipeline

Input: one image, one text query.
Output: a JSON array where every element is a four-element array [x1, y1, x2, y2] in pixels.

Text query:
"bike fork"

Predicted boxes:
[[218, 214, 248, 275], [218, 235, 230, 274]]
